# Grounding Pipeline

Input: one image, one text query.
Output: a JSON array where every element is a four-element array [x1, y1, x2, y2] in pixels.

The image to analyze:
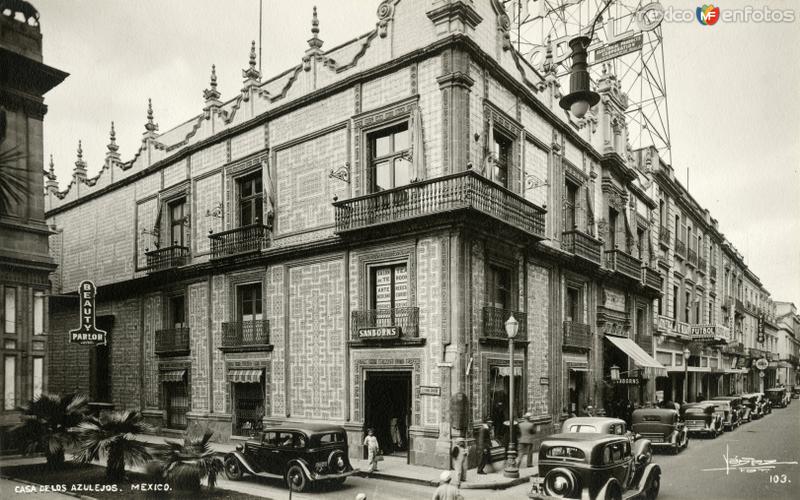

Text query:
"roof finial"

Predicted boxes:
[[48, 154, 55, 177], [249, 41, 257, 70], [210, 64, 218, 89], [307, 6, 323, 51], [77, 139, 83, 160], [144, 98, 158, 133], [107, 121, 119, 152], [73, 140, 87, 180], [205, 64, 222, 104], [242, 42, 262, 86]]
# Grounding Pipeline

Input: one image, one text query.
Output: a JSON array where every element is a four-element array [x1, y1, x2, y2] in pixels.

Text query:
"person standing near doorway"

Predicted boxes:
[[364, 428, 381, 472], [390, 416, 402, 451], [476, 421, 492, 475], [517, 412, 536, 468]]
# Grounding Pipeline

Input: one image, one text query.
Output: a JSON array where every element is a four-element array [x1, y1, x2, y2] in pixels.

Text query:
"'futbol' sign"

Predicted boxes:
[[69, 280, 107, 346]]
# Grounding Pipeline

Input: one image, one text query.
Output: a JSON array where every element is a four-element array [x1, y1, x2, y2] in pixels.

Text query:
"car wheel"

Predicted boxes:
[[286, 465, 308, 492], [646, 472, 661, 500], [603, 482, 623, 500], [224, 456, 243, 481]]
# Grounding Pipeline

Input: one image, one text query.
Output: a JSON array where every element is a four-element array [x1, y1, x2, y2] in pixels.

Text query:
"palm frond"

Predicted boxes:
[[0, 145, 30, 214]]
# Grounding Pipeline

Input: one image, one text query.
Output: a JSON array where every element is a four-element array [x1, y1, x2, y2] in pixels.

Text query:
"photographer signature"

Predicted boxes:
[[702, 444, 798, 475]]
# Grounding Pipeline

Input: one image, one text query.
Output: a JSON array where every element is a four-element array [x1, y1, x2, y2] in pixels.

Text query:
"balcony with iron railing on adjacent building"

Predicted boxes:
[[561, 230, 603, 265], [604, 249, 642, 281], [724, 342, 746, 356], [155, 327, 190, 356], [220, 320, 271, 352], [333, 171, 546, 240], [687, 248, 698, 267], [563, 321, 591, 350], [675, 239, 686, 257], [145, 245, 190, 272], [481, 307, 527, 343], [350, 307, 421, 345], [658, 226, 670, 248], [710, 265, 717, 281], [209, 224, 269, 260], [641, 267, 662, 293], [697, 256, 707, 274], [735, 298, 746, 314]]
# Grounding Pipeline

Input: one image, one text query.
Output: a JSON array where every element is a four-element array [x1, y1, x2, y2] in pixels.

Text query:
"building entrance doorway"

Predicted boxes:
[[364, 370, 411, 459], [568, 369, 587, 415]]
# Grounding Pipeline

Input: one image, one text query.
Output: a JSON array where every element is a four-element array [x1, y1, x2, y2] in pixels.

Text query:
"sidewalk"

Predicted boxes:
[[137, 433, 536, 490]]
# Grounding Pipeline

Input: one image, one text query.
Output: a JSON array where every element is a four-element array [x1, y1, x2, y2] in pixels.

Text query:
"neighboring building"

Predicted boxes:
[[38, 0, 783, 468], [0, 0, 67, 433], [775, 302, 800, 388]]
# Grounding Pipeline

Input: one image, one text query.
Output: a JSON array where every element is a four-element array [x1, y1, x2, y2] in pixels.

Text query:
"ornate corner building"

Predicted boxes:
[[37, 0, 795, 468], [0, 1, 67, 432]]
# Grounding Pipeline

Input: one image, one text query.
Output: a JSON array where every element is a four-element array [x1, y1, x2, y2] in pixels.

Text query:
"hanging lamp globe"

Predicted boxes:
[[558, 36, 600, 118]]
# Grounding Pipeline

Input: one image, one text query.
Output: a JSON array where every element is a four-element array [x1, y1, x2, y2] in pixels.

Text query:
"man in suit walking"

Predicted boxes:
[[517, 412, 536, 468], [476, 421, 492, 475]]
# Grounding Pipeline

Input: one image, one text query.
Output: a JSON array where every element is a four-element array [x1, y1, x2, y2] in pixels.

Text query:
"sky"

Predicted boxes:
[[33, 0, 800, 305]]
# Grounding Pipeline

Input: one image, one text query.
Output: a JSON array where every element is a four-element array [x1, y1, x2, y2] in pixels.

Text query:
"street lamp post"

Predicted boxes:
[[683, 348, 691, 403], [504, 315, 520, 479]]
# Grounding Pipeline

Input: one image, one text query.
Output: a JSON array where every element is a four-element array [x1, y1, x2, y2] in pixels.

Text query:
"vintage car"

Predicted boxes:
[[561, 417, 651, 466], [630, 409, 688, 454], [711, 396, 749, 423], [708, 399, 740, 431], [680, 402, 723, 437], [741, 393, 771, 418], [765, 388, 790, 408], [223, 423, 355, 491], [793, 387, 800, 400], [528, 433, 661, 500]]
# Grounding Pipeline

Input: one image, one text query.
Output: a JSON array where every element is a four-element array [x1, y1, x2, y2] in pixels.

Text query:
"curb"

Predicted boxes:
[[0, 474, 98, 500], [352, 470, 531, 490]]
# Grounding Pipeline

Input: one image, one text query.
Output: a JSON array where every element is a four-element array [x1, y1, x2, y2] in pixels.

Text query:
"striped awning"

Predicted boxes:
[[229, 369, 263, 384], [160, 369, 186, 383], [605, 336, 667, 379]]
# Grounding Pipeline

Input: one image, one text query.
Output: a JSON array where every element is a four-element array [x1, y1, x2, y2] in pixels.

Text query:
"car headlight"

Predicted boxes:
[[235, 444, 243, 452]]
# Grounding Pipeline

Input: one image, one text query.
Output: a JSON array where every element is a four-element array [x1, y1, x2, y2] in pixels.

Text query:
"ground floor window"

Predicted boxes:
[[233, 382, 265, 437], [164, 381, 189, 430]]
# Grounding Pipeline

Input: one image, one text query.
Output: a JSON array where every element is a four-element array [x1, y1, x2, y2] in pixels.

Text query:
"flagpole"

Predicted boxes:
[[259, 0, 263, 73]]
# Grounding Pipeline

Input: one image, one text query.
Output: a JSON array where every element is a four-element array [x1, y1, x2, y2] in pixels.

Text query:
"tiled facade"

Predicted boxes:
[[39, 0, 796, 468]]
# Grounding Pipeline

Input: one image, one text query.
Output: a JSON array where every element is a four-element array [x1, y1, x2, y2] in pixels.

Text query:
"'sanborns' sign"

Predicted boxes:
[[69, 280, 107, 346]]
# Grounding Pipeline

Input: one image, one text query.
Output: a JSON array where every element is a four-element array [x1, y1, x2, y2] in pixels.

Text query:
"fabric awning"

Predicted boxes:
[[229, 369, 263, 384], [160, 369, 186, 383], [605, 336, 667, 379]]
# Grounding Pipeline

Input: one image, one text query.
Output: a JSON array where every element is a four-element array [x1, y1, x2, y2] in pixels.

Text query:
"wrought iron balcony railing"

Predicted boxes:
[[725, 342, 745, 355], [222, 320, 271, 349], [562, 230, 603, 265], [604, 249, 642, 281], [209, 224, 269, 259], [145, 245, 189, 272], [698, 256, 707, 273], [563, 321, 591, 350], [710, 265, 718, 280], [675, 239, 686, 257], [350, 307, 420, 341], [482, 307, 527, 342], [687, 248, 698, 266], [155, 327, 190, 356], [333, 171, 546, 239], [658, 225, 670, 248], [735, 298, 746, 314], [641, 267, 662, 292]]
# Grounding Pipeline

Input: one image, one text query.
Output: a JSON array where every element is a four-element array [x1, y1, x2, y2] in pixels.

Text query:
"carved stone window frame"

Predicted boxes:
[[564, 272, 589, 325], [483, 100, 523, 193], [352, 95, 419, 197], [355, 243, 417, 312], [223, 151, 270, 231], [227, 269, 267, 323]]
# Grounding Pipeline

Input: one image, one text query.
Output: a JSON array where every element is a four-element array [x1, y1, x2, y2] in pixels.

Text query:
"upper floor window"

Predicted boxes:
[[238, 172, 263, 227], [637, 228, 646, 260], [168, 198, 186, 247], [487, 265, 512, 310], [491, 131, 512, 188], [636, 307, 647, 338], [607, 207, 618, 250], [674, 215, 680, 242], [238, 283, 263, 323], [565, 287, 581, 323], [564, 181, 578, 231], [4, 287, 15, 334], [672, 285, 679, 321], [168, 295, 186, 329], [684, 291, 691, 323], [371, 264, 408, 310], [369, 123, 410, 192], [33, 292, 44, 335]]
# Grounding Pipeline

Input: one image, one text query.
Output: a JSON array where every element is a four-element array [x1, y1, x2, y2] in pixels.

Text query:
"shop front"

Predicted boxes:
[[603, 335, 667, 416]]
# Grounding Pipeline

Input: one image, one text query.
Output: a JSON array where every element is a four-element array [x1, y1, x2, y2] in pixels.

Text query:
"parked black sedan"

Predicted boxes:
[[223, 423, 355, 492]]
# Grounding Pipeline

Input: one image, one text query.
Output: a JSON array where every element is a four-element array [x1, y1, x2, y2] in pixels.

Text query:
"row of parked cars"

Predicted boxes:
[[528, 388, 794, 500]]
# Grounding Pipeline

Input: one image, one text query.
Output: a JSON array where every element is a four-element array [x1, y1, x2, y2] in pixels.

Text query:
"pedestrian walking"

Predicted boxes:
[[432, 471, 463, 500], [476, 421, 492, 475], [517, 412, 536, 468], [363, 428, 381, 472], [450, 438, 467, 486]]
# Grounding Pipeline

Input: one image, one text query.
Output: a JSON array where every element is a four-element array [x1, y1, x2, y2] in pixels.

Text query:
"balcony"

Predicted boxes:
[[710, 265, 718, 280], [748, 347, 767, 359], [145, 245, 189, 272], [350, 307, 421, 345], [561, 230, 602, 265], [675, 239, 686, 257], [482, 307, 528, 343], [604, 249, 642, 281], [641, 267, 662, 292], [220, 320, 271, 352], [687, 248, 698, 267], [658, 226, 670, 248], [563, 321, 591, 350], [724, 342, 745, 356], [333, 171, 546, 240], [735, 298, 746, 314], [155, 327, 190, 356], [209, 224, 269, 260], [698, 256, 707, 273]]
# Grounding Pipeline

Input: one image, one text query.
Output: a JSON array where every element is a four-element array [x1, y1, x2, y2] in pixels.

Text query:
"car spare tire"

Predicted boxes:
[[328, 450, 348, 474]]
